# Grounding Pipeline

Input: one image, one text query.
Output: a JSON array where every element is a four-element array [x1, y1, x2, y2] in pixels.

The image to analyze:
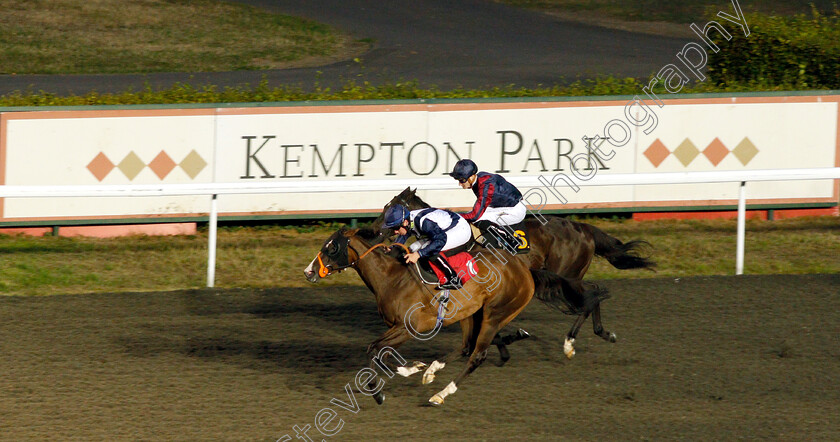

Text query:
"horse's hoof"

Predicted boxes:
[[373, 391, 385, 405], [564, 337, 576, 359], [396, 361, 427, 377], [422, 360, 445, 385], [429, 381, 457, 406], [608, 332, 617, 343]]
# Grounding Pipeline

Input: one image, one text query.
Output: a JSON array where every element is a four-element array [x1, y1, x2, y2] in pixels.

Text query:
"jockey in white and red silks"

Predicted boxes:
[[382, 204, 471, 290]]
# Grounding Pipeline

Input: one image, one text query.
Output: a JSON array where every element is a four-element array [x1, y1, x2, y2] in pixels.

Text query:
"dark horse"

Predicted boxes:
[[371, 187, 655, 358], [304, 227, 608, 405]]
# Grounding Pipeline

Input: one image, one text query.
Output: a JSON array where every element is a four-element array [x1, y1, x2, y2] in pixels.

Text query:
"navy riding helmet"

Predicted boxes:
[[449, 159, 478, 181], [382, 204, 410, 229]]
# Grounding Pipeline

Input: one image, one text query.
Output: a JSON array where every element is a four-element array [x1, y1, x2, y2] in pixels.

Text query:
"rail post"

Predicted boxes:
[[207, 194, 218, 287], [736, 181, 746, 275]]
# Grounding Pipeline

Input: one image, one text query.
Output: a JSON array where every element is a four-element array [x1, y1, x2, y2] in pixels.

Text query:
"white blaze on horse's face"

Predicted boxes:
[[305, 238, 337, 283], [304, 256, 320, 283]]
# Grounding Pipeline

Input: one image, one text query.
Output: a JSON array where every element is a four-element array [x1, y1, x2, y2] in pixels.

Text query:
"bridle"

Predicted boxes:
[[314, 238, 410, 278]]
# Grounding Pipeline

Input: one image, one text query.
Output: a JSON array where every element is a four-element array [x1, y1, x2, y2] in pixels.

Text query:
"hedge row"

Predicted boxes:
[[0, 75, 821, 108], [708, 9, 840, 89]]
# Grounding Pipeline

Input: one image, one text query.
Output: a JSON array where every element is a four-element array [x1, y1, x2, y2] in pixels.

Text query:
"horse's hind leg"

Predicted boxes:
[[564, 311, 590, 359], [564, 305, 615, 359], [591, 304, 617, 343], [420, 313, 480, 385], [429, 326, 495, 405], [429, 296, 531, 405], [491, 328, 531, 366]]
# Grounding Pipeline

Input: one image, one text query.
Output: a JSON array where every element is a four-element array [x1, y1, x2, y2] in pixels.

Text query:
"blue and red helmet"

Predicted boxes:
[[382, 204, 410, 229], [449, 159, 478, 181]]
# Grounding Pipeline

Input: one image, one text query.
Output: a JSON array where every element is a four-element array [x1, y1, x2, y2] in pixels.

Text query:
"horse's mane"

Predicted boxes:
[[402, 188, 430, 208], [355, 227, 380, 240]]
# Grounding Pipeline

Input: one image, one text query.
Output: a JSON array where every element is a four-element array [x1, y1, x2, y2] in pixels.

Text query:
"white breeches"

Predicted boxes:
[[474, 202, 527, 226]]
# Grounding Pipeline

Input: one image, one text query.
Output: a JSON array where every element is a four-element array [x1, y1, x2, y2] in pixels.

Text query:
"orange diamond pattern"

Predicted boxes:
[[87, 152, 115, 182], [703, 137, 729, 166], [87, 151, 207, 181], [149, 151, 177, 179], [644, 139, 670, 168], [643, 137, 759, 168]]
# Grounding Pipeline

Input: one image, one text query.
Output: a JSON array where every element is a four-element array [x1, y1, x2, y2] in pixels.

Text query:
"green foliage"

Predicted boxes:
[[497, 0, 840, 23], [708, 9, 840, 89], [1, 74, 828, 108]]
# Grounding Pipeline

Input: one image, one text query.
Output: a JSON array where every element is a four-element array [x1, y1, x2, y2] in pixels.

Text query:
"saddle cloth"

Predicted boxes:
[[430, 252, 479, 285]]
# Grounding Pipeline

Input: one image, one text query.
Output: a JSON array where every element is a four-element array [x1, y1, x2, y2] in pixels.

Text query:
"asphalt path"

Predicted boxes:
[[0, 0, 687, 95]]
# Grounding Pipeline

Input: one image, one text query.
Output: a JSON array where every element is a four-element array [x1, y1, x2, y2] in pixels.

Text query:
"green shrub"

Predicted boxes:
[[708, 9, 840, 89], [0, 75, 830, 109]]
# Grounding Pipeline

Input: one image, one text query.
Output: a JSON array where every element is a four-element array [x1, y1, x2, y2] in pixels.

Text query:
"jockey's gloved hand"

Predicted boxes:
[[384, 246, 406, 259]]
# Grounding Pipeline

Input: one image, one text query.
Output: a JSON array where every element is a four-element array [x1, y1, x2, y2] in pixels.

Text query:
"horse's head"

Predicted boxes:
[[372, 187, 431, 238], [303, 227, 385, 283], [304, 228, 353, 283]]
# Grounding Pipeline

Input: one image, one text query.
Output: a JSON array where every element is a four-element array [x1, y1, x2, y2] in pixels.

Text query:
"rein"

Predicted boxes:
[[316, 241, 410, 277]]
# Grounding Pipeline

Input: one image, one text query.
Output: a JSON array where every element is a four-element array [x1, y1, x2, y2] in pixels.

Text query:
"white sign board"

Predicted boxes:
[[0, 94, 837, 223]]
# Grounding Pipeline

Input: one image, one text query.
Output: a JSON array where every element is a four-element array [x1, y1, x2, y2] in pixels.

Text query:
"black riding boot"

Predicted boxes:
[[429, 254, 463, 290], [489, 224, 520, 252], [474, 220, 499, 247]]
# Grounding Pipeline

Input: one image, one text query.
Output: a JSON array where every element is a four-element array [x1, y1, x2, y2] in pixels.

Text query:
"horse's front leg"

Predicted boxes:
[[365, 326, 411, 405]]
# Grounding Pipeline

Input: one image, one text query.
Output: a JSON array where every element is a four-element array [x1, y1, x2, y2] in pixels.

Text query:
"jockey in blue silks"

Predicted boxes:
[[382, 204, 471, 290], [449, 158, 526, 247]]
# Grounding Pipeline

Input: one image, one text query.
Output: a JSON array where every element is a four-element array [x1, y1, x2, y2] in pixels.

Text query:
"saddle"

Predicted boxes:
[[474, 221, 530, 255], [390, 235, 478, 287], [415, 250, 478, 286]]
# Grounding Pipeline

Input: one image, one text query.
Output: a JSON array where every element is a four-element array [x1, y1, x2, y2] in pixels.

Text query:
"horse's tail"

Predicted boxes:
[[530, 269, 610, 315], [585, 224, 656, 271]]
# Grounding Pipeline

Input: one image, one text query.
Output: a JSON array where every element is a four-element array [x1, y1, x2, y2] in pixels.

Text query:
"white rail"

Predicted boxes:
[[1, 167, 838, 285]]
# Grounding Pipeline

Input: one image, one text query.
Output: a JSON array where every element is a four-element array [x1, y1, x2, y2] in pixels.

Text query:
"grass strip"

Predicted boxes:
[[0, 216, 836, 296], [0, 0, 363, 74]]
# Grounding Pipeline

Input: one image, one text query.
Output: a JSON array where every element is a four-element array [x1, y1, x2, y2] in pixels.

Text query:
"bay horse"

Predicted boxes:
[[371, 187, 655, 358], [303, 227, 607, 405]]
